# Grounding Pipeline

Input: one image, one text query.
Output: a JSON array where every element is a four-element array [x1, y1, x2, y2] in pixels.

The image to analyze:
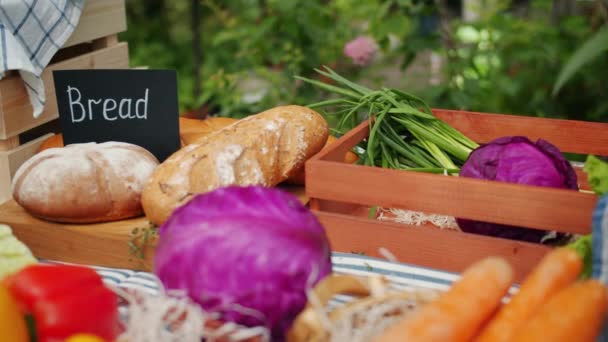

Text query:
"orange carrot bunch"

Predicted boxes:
[[475, 248, 583, 342], [374, 247, 608, 342]]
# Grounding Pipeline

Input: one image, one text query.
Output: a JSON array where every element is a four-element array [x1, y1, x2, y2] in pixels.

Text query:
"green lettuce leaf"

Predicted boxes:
[[566, 234, 592, 279], [584, 155, 608, 195], [0, 224, 36, 279]]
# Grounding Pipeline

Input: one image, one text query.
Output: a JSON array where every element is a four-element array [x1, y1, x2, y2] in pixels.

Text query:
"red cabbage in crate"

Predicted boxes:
[[457, 136, 578, 243], [154, 186, 332, 340]]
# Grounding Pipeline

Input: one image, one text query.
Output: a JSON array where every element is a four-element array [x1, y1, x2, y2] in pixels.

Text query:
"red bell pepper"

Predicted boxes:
[[4, 264, 120, 342]]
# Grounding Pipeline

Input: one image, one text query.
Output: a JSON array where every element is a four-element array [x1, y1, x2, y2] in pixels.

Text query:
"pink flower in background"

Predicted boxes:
[[344, 36, 378, 66]]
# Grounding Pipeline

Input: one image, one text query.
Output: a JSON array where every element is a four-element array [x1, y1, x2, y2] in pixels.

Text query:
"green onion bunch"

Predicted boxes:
[[297, 66, 478, 174]]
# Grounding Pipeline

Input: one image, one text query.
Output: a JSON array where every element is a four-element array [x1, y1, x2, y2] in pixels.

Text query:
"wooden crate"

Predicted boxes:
[[0, 0, 127, 139], [0, 0, 128, 203], [63, 0, 127, 48], [306, 109, 608, 282]]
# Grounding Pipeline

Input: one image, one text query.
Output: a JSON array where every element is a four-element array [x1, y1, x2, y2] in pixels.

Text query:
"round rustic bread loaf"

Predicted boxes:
[[12, 142, 159, 223]]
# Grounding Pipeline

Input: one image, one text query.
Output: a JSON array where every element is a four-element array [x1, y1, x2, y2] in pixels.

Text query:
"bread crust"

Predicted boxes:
[[142, 105, 329, 225], [284, 135, 359, 185], [12, 142, 159, 223], [184, 121, 360, 185]]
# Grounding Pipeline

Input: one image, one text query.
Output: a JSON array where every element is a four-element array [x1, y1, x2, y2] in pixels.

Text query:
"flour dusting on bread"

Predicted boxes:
[[165, 143, 201, 188], [99, 147, 158, 193], [215, 144, 244, 185], [15, 152, 97, 206]]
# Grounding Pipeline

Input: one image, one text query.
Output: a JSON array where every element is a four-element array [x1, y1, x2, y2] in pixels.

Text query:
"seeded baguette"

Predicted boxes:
[[182, 118, 359, 185], [141, 105, 329, 225]]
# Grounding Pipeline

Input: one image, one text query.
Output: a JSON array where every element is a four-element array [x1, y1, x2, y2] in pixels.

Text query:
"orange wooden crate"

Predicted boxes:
[[306, 109, 608, 282]]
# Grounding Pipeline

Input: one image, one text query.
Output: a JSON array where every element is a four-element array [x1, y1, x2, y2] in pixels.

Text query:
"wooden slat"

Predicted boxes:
[[307, 158, 596, 234], [0, 43, 129, 139], [0, 200, 154, 270], [433, 108, 608, 156], [0, 136, 19, 151], [63, 0, 127, 48], [92, 35, 119, 50], [314, 211, 550, 283], [311, 120, 369, 163], [0, 133, 53, 203]]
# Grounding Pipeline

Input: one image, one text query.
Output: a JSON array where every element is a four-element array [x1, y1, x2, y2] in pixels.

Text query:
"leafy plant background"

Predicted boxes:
[[121, 0, 607, 123]]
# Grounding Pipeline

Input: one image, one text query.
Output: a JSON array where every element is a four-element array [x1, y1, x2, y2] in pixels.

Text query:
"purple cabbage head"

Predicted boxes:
[[154, 186, 332, 340], [457, 136, 578, 243]]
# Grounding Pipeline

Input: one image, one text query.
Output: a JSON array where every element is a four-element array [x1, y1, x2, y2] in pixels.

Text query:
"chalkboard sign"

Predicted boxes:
[[53, 69, 180, 162]]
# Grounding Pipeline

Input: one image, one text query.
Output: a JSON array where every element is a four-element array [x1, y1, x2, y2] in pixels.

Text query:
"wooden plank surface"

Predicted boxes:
[[0, 133, 53, 204], [307, 160, 596, 234], [314, 211, 550, 283], [0, 200, 155, 271], [0, 43, 129, 139], [63, 0, 127, 48], [433, 109, 608, 156], [311, 120, 369, 163]]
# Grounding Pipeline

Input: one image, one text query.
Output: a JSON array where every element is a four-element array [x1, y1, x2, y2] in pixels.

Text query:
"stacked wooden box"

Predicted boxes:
[[0, 0, 129, 203]]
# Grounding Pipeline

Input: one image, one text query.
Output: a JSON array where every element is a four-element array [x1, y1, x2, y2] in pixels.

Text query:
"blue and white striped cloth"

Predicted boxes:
[[593, 195, 608, 341], [0, 0, 85, 118], [89, 252, 520, 300], [593, 195, 608, 284], [91, 252, 468, 296]]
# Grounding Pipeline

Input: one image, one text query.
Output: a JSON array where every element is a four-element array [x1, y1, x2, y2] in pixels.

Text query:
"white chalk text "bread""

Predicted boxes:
[[66, 86, 149, 122]]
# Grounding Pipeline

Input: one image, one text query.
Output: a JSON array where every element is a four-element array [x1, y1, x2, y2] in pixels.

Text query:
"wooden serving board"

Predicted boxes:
[[0, 185, 309, 271], [0, 200, 154, 270]]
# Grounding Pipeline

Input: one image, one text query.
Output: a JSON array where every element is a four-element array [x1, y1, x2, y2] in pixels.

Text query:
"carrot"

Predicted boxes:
[[512, 280, 608, 342], [373, 257, 514, 342], [475, 247, 583, 342]]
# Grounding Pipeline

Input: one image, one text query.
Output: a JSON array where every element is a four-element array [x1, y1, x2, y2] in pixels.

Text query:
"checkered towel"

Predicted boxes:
[[0, 0, 85, 118]]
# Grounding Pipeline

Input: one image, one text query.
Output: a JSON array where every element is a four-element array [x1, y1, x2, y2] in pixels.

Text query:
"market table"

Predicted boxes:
[[39, 252, 493, 332], [60, 252, 520, 296]]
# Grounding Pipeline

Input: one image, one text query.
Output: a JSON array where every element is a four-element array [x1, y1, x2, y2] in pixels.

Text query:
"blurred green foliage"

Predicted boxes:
[[121, 0, 437, 117], [121, 0, 607, 123], [424, 0, 608, 123]]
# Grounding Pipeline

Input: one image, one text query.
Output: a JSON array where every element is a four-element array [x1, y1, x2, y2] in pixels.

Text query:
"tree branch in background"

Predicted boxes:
[[258, 0, 269, 20], [551, 0, 577, 25], [192, 0, 202, 113], [591, 0, 608, 27], [434, 0, 458, 78]]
